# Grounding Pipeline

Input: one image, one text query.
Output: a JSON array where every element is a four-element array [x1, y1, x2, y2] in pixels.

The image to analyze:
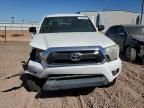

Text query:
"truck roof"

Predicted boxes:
[[45, 13, 86, 17]]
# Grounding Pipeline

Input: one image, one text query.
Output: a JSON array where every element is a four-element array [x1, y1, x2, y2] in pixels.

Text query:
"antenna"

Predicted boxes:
[[140, 0, 144, 25]]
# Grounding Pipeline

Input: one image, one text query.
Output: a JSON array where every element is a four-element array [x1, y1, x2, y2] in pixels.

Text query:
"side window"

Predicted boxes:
[[116, 26, 126, 37], [107, 26, 119, 35], [117, 26, 125, 34]]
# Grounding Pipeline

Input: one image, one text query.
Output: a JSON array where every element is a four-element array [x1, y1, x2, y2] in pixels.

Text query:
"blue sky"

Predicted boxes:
[[0, 0, 142, 22]]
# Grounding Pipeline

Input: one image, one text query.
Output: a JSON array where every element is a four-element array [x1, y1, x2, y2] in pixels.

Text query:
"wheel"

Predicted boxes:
[[125, 47, 136, 62], [21, 74, 41, 92]]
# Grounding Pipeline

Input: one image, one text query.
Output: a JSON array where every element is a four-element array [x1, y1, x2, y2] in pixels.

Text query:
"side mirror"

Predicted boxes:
[[98, 25, 105, 31], [29, 27, 36, 34]]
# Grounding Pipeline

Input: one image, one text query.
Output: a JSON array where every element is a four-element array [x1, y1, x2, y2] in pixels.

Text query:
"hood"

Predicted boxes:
[[30, 32, 115, 50], [131, 35, 144, 42]]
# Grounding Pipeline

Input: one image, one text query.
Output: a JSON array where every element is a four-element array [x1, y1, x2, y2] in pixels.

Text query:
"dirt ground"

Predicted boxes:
[[0, 42, 143, 108], [0, 30, 31, 41]]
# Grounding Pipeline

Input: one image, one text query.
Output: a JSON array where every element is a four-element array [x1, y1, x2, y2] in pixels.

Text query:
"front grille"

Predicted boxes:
[[46, 50, 104, 65]]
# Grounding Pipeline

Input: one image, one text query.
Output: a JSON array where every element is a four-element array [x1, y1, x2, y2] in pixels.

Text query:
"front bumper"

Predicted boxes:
[[42, 75, 109, 90], [25, 58, 122, 90]]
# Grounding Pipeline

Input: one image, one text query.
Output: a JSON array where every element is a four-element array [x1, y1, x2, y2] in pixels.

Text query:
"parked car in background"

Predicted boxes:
[[105, 25, 144, 63]]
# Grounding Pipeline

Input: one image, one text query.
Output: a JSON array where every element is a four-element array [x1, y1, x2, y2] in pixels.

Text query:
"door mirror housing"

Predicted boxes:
[[29, 27, 36, 34], [98, 25, 105, 31]]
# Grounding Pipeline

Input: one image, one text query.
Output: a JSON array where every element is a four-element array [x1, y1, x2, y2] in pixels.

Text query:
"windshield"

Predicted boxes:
[[39, 16, 96, 33], [125, 26, 144, 35]]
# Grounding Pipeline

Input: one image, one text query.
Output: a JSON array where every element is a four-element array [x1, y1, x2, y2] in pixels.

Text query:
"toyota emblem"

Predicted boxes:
[[70, 53, 81, 62]]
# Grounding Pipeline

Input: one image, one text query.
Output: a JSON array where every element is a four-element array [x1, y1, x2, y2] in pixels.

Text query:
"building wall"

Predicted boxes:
[[80, 11, 140, 31]]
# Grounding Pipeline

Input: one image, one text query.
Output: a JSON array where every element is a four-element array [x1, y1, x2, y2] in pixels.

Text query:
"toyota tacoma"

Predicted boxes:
[[23, 14, 122, 92]]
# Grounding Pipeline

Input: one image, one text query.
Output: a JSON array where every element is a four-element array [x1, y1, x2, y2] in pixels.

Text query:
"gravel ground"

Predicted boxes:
[[0, 31, 31, 41], [0, 42, 143, 108]]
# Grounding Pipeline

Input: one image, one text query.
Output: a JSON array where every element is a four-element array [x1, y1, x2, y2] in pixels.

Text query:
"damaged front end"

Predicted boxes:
[[24, 46, 106, 78], [22, 45, 121, 91], [131, 37, 144, 60]]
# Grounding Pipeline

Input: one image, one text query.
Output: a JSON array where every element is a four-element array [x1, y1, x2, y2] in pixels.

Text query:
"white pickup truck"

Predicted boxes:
[[23, 14, 122, 92]]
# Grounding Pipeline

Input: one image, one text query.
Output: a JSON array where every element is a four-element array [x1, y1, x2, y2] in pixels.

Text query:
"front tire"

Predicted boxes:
[[21, 74, 41, 92], [125, 47, 136, 62]]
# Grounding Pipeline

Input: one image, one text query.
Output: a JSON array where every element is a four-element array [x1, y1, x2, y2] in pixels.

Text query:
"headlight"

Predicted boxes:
[[39, 52, 47, 61], [105, 44, 119, 61]]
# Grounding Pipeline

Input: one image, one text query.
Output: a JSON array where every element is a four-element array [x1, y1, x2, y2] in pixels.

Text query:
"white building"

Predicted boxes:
[[79, 10, 140, 31]]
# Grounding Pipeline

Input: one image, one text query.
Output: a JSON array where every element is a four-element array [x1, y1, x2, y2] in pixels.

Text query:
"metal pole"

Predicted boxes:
[[10, 17, 15, 32], [140, 0, 144, 25], [4, 26, 6, 43]]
